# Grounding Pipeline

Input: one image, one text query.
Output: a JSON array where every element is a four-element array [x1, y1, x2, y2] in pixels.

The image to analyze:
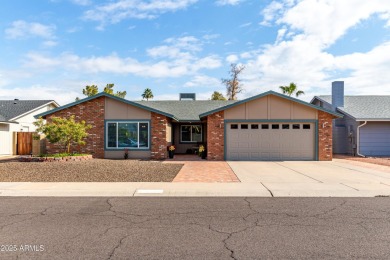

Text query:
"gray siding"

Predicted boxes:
[[333, 115, 359, 155], [313, 98, 357, 155], [360, 122, 390, 156]]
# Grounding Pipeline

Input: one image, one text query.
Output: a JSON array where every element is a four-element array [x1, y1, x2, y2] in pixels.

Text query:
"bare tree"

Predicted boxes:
[[222, 63, 245, 100]]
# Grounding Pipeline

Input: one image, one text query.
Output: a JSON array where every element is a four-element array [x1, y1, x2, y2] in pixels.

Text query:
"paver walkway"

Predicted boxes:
[[172, 161, 240, 182], [165, 155, 240, 182]]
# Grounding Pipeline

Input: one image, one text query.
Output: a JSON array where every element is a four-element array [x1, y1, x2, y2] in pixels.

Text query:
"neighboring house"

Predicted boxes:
[[35, 91, 341, 161], [311, 81, 390, 157], [0, 99, 59, 155]]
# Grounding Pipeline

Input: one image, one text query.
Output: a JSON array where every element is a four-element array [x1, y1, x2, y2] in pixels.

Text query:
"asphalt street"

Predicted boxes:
[[0, 197, 389, 259]]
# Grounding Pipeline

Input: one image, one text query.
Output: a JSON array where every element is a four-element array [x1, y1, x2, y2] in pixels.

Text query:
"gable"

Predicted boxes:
[[105, 97, 151, 119], [225, 94, 318, 120], [200, 91, 342, 119]]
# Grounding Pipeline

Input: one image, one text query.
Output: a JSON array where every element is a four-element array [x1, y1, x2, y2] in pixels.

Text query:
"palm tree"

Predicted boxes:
[[142, 88, 154, 101], [279, 82, 305, 97]]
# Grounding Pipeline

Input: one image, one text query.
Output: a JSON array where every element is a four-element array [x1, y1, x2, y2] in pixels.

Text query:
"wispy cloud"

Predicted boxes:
[[215, 0, 244, 6], [184, 74, 220, 88], [5, 20, 56, 39], [22, 36, 222, 78], [70, 0, 91, 5], [83, 0, 198, 29], [239, 22, 252, 28]]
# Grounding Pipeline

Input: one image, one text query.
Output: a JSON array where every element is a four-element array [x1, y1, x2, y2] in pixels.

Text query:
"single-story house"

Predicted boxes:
[[0, 99, 59, 155], [35, 91, 341, 161], [311, 81, 390, 157]]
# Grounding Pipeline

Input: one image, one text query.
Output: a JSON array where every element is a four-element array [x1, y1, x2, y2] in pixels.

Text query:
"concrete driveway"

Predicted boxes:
[[228, 159, 390, 197]]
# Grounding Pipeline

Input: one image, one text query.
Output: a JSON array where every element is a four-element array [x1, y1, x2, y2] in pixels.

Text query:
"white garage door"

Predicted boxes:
[[0, 125, 11, 155], [226, 122, 315, 161]]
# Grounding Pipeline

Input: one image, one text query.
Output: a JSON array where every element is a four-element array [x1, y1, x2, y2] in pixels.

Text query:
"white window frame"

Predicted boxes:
[[106, 121, 150, 149], [180, 125, 202, 143]]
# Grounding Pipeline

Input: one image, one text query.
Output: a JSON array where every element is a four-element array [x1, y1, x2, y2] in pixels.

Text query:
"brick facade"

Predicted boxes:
[[150, 112, 169, 160], [318, 110, 334, 161], [46, 96, 105, 158], [206, 111, 224, 160]]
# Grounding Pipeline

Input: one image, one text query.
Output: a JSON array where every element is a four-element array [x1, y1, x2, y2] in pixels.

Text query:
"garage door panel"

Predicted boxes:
[[239, 152, 250, 160], [227, 122, 315, 161]]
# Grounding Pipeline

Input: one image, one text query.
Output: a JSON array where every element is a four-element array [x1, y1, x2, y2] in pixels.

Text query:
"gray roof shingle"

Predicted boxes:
[[133, 100, 238, 121], [0, 100, 54, 121], [317, 95, 390, 120]]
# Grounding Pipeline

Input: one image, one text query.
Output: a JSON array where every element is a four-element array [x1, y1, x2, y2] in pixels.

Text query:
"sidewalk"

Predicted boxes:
[[0, 182, 271, 197], [0, 180, 389, 197]]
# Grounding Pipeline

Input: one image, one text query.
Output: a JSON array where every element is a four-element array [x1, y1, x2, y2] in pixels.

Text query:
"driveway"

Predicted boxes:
[[228, 159, 390, 197]]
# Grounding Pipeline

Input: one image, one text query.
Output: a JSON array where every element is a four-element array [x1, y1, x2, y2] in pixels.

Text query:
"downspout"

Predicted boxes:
[[356, 121, 367, 157]]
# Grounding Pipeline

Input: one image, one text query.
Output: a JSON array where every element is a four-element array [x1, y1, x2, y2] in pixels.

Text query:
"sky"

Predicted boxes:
[[1, 0, 390, 105]]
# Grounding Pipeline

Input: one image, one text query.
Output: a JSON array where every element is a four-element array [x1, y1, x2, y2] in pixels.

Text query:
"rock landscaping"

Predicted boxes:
[[19, 155, 93, 162], [0, 159, 183, 182]]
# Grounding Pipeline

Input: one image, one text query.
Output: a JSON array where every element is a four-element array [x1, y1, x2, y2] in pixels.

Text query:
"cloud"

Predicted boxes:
[[184, 75, 220, 88], [42, 40, 58, 47], [23, 52, 221, 79], [5, 20, 56, 39], [262, 0, 390, 46], [239, 22, 252, 28], [83, 0, 198, 29], [235, 0, 390, 101], [147, 36, 201, 59], [226, 54, 238, 63], [215, 0, 244, 6], [70, 0, 91, 5]]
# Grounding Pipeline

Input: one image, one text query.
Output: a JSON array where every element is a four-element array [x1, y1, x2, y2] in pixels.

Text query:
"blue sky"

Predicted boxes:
[[1, 0, 390, 105]]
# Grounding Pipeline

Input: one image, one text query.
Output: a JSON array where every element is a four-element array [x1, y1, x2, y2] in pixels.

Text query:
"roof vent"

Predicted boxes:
[[179, 93, 196, 101], [14, 98, 19, 104]]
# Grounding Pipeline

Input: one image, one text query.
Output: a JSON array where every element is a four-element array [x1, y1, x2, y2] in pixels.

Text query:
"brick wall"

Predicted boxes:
[[207, 111, 224, 160], [150, 112, 169, 159], [318, 110, 334, 161], [46, 96, 105, 158]]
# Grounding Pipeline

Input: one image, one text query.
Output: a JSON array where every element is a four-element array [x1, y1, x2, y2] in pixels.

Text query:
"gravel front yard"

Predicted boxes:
[[0, 159, 183, 182]]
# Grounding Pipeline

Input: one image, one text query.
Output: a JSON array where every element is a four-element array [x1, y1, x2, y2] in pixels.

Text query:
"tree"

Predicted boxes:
[[34, 116, 92, 154], [82, 85, 99, 97], [76, 83, 127, 100], [211, 91, 227, 100], [222, 63, 245, 100], [141, 88, 154, 101], [279, 82, 305, 97], [103, 83, 127, 98]]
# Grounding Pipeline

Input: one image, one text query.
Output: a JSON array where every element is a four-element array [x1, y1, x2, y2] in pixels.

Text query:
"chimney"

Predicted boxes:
[[331, 81, 344, 109], [179, 93, 196, 101]]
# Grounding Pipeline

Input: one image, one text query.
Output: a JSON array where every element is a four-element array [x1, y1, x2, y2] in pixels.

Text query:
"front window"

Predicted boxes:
[[106, 121, 149, 149], [181, 125, 202, 143]]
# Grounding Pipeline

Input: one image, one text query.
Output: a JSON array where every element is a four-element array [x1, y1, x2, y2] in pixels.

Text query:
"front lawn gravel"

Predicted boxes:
[[0, 159, 183, 182]]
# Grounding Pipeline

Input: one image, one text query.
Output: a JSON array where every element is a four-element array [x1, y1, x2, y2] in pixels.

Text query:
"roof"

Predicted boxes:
[[133, 100, 237, 121], [35, 91, 342, 121], [315, 95, 390, 120], [0, 100, 57, 121]]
